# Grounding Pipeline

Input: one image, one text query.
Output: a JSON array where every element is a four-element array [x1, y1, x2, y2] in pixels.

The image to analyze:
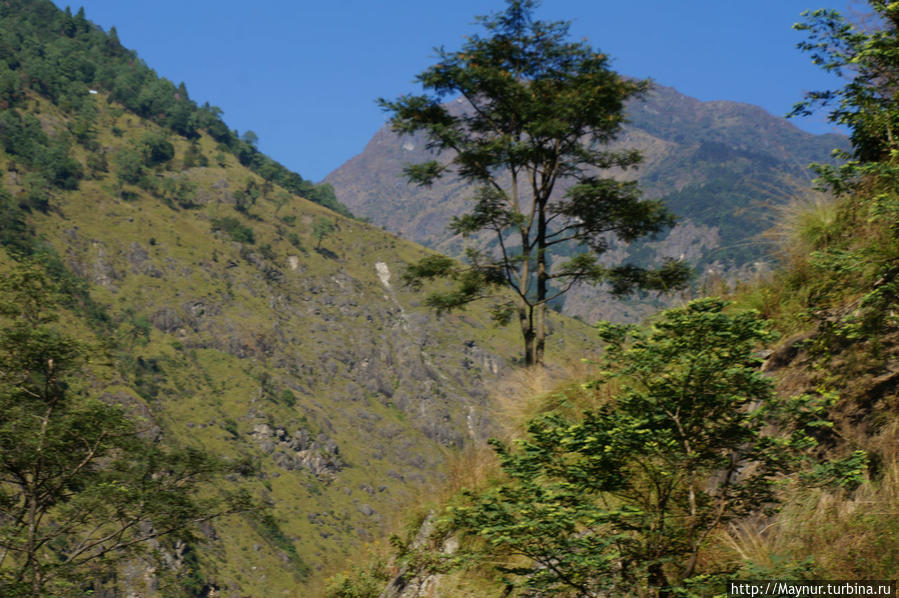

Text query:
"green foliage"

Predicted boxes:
[[382, 0, 688, 365], [112, 146, 143, 185], [0, 110, 49, 162], [279, 389, 297, 408], [0, 0, 352, 215], [182, 139, 208, 169], [0, 63, 24, 108], [802, 449, 869, 489], [34, 141, 83, 190], [0, 189, 31, 255], [249, 512, 310, 580], [234, 177, 261, 214], [287, 232, 304, 251], [158, 175, 198, 209], [211, 216, 255, 244], [22, 172, 50, 212], [0, 262, 248, 597], [325, 557, 391, 598], [784, 2, 899, 345], [447, 299, 834, 596], [138, 130, 175, 167], [792, 3, 899, 171], [0, 109, 82, 191], [85, 148, 108, 177], [241, 130, 259, 147], [792, 1, 899, 211], [312, 216, 336, 250]]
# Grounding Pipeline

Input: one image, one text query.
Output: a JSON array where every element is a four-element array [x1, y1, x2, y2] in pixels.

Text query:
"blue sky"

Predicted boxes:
[[53, 1, 851, 182]]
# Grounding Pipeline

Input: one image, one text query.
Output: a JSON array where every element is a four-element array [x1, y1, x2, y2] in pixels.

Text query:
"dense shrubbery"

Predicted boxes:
[[430, 299, 842, 597], [0, 109, 83, 193]]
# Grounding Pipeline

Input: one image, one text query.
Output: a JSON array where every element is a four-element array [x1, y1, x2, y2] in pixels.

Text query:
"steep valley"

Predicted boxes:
[[3, 2, 888, 596]]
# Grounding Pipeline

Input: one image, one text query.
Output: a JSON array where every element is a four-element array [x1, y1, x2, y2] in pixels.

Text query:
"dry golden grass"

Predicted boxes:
[[764, 190, 840, 259], [714, 422, 899, 579], [410, 353, 603, 510], [490, 354, 605, 438]]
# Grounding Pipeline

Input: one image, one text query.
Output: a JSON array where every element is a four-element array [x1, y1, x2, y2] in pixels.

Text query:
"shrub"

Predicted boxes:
[[211, 216, 255, 244]]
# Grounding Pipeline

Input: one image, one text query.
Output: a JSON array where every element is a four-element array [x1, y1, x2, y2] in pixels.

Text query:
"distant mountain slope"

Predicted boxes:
[[325, 85, 847, 323]]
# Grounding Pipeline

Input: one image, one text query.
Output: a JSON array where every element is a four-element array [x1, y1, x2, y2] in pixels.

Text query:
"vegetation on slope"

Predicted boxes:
[[0, 0, 349, 215], [327, 3, 899, 596], [0, 261, 252, 598], [0, 2, 604, 594]]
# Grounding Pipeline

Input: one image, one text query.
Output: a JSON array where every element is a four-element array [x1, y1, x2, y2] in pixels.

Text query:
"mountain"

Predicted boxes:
[[325, 85, 848, 323], [0, 2, 598, 595]]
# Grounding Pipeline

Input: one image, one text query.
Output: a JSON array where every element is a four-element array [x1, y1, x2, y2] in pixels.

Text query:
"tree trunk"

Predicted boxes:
[[519, 302, 536, 367], [534, 196, 548, 367], [517, 208, 538, 366], [534, 302, 545, 366], [648, 562, 672, 598]]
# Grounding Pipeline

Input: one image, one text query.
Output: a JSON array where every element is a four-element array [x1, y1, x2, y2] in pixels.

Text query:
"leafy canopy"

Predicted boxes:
[[382, 0, 688, 365], [792, 1, 899, 191]]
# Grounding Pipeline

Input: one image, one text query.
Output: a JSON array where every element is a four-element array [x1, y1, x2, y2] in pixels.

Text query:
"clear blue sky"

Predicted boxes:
[[53, 1, 851, 182]]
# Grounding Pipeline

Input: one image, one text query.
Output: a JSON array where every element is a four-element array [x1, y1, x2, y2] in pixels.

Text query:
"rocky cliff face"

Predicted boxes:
[[325, 85, 846, 323]]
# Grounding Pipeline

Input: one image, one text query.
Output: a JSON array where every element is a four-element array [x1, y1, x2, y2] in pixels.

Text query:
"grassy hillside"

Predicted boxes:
[[0, 5, 600, 593], [0, 0, 348, 216]]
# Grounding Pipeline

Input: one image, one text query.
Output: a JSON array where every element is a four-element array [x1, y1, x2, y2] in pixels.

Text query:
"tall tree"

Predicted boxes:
[[380, 0, 689, 366]]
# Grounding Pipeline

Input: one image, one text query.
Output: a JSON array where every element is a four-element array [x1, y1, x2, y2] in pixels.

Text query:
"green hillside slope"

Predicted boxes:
[[0, 0, 348, 216], [0, 2, 598, 594]]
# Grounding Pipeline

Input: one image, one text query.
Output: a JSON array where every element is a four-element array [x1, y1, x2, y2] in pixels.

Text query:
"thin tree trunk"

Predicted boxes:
[[648, 562, 672, 598], [534, 195, 548, 366], [534, 302, 545, 366], [519, 301, 536, 366]]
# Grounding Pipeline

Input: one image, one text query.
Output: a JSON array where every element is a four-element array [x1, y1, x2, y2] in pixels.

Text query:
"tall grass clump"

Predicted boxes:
[[729, 192, 841, 332], [718, 423, 899, 580]]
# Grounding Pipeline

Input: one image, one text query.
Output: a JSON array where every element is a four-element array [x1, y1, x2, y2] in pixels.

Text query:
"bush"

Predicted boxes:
[[211, 216, 254, 244], [113, 146, 143, 184], [448, 299, 836, 596], [138, 131, 174, 167]]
